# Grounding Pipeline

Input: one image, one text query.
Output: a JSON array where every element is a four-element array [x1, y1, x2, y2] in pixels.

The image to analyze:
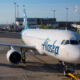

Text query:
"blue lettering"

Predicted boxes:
[[54, 46, 59, 55], [42, 39, 59, 55]]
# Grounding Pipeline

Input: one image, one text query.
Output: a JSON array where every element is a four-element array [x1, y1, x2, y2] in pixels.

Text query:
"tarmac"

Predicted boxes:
[[0, 32, 80, 80]]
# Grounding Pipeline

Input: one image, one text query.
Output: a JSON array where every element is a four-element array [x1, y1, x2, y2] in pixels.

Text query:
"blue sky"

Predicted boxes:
[[0, 0, 80, 24]]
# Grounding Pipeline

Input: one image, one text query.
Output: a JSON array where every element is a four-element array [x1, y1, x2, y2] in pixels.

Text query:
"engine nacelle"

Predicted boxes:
[[7, 48, 22, 64]]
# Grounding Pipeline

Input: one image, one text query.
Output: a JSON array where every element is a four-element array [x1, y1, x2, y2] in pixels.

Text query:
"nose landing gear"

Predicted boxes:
[[57, 61, 75, 76]]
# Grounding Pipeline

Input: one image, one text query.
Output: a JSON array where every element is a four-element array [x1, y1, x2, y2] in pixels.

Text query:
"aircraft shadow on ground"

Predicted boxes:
[[0, 62, 59, 73], [0, 62, 80, 73], [75, 64, 80, 70]]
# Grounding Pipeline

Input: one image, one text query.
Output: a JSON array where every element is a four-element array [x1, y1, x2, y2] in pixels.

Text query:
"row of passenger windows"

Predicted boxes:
[[61, 40, 80, 45]]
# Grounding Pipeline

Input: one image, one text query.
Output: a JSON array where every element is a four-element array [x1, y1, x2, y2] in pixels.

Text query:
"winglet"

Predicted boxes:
[[23, 6, 29, 29]]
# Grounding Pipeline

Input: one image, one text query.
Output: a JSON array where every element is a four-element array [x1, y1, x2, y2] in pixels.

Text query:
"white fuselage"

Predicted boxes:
[[21, 29, 80, 64]]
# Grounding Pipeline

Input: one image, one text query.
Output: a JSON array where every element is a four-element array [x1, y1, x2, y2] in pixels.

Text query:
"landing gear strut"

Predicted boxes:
[[20, 48, 26, 63], [22, 52, 26, 63], [57, 61, 75, 76]]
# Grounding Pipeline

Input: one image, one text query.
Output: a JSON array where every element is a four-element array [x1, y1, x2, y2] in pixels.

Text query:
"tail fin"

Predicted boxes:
[[23, 7, 29, 29]]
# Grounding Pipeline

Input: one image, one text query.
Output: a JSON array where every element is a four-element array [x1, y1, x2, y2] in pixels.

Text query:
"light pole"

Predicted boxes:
[[79, 12, 80, 21], [23, 5, 25, 8], [52, 10, 56, 18], [66, 8, 69, 22], [14, 2, 17, 24], [66, 8, 69, 28], [17, 5, 19, 18]]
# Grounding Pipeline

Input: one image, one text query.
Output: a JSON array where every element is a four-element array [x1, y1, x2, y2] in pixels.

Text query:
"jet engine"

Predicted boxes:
[[7, 48, 22, 64]]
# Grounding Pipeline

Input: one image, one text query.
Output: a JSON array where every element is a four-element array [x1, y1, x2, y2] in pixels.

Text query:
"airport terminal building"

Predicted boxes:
[[2, 17, 79, 33], [16, 18, 57, 29]]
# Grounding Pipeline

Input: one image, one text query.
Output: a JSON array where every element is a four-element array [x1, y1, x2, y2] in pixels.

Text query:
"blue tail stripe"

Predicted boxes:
[[23, 8, 29, 29]]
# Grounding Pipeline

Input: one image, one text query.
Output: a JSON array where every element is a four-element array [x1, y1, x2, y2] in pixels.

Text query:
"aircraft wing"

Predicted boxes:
[[0, 43, 36, 50]]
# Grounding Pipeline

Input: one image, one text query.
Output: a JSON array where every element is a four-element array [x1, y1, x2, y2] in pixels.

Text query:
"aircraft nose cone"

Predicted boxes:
[[69, 46, 80, 63], [59, 45, 80, 63]]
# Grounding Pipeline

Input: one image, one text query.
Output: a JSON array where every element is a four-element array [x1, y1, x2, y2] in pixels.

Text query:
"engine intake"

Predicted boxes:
[[7, 48, 22, 64]]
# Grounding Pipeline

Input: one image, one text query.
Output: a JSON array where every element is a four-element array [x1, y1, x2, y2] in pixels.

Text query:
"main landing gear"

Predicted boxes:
[[20, 48, 26, 63], [57, 61, 75, 76], [22, 52, 26, 63]]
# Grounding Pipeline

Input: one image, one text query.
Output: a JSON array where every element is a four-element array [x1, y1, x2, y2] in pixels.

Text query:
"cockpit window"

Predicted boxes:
[[70, 40, 79, 45], [61, 40, 70, 45], [79, 40, 80, 44], [65, 40, 70, 44], [61, 40, 79, 45], [61, 40, 65, 44]]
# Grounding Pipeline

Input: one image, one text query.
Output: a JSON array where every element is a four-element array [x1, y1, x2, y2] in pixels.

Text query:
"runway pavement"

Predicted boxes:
[[0, 32, 80, 80]]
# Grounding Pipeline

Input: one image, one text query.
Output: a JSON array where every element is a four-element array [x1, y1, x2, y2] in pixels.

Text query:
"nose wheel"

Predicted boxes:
[[63, 67, 74, 76], [57, 61, 75, 76]]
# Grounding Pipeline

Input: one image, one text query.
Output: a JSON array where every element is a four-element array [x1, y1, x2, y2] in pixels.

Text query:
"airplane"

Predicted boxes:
[[0, 7, 80, 75]]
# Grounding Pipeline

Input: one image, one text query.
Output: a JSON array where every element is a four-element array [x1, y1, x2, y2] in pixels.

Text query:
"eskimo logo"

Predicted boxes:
[[42, 38, 59, 55]]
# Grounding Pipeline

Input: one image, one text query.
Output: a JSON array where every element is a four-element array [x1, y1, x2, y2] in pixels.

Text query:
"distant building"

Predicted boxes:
[[15, 17, 80, 30], [71, 24, 80, 33], [27, 18, 57, 28], [15, 18, 57, 29], [16, 18, 24, 27]]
